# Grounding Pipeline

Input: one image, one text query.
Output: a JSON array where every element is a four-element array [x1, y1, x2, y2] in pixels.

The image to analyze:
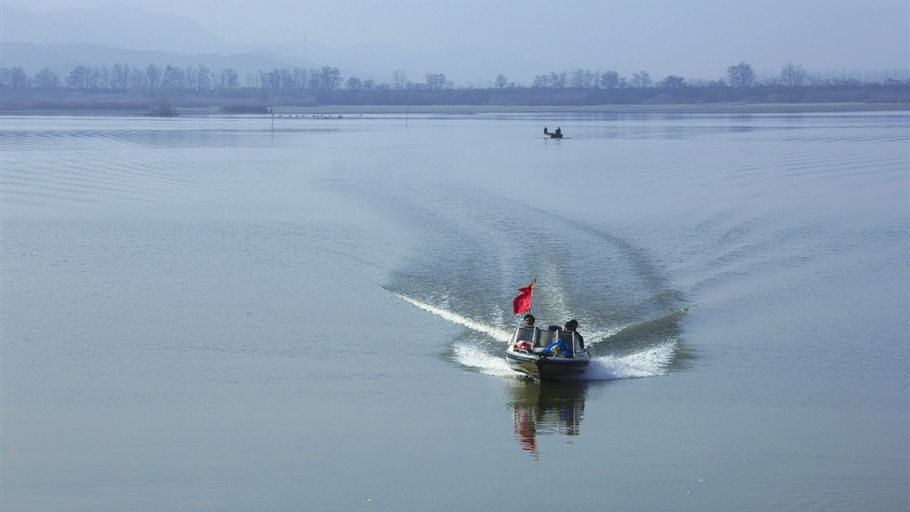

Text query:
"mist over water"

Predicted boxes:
[[2, 112, 907, 511]]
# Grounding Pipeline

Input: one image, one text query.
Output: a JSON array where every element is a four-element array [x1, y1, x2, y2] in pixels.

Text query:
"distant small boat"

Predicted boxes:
[[505, 324, 589, 379], [542, 127, 563, 138]]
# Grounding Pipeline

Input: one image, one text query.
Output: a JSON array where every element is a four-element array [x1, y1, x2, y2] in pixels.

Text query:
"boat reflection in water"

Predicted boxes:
[[508, 380, 590, 459]]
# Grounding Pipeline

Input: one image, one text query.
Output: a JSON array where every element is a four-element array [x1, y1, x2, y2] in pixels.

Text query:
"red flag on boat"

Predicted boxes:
[[512, 279, 536, 315]]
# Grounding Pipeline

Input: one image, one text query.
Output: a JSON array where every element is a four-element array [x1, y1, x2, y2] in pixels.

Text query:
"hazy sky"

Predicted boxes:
[[7, 0, 908, 77]]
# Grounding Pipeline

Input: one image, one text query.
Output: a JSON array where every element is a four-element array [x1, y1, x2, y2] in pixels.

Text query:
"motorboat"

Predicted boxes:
[[505, 324, 590, 379], [542, 128, 563, 138]]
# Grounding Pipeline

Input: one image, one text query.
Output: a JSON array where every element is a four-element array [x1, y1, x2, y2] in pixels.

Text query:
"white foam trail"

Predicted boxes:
[[583, 324, 631, 346], [454, 340, 678, 381], [452, 343, 515, 378], [389, 291, 513, 342], [388, 289, 676, 382], [574, 341, 677, 380]]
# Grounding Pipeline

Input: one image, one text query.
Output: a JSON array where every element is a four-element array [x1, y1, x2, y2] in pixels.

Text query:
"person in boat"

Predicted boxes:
[[564, 319, 584, 350], [543, 127, 548, 134], [555, 127, 561, 136], [511, 314, 537, 351]]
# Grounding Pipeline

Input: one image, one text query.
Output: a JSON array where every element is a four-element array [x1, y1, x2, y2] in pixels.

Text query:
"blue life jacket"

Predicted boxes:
[[544, 340, 571, 356]]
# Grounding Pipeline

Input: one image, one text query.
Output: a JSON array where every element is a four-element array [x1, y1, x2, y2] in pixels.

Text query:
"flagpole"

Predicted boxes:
[[528, 279, 535, 318]]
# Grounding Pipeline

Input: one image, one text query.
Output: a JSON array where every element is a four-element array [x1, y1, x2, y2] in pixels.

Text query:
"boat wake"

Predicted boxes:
[[389, 289, 682, 381], [453, 340, 677, 381], [581, 342, 677, 380], [386, 289, 512, 342]]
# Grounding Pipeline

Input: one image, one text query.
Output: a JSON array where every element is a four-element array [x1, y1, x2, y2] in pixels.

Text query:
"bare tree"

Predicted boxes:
[[161, 65, 184, 88], [549, 71, 568, 88], [146, 63, 161, 88], [600, 70, 620, 88], [278, 68, 293, 89], [494, 74, 508, 88], [726, 61, 755, 88], [33, 67, 60, 88], [184, 66, 197, 90], [659, 75, 685, 88], [570, 68, 594, 88], [689, 77, 726, 87], [346, 76, 363, 91], [780, 61, 807, 87], [67, 65, 93, 89], [259, 69, 280, 89], [307, 68, 322, 89], [219, 68, 240, 88], [110, 63, 130, 90], [320, 66, 342, 89], [392, 69, 408, 89], [98, 66, 110, 89], [130, 67, 147, 88], [425, 72, 447, 89], [362, 79, 375, 90], [291, 67, 308, 89], [9, 67, 30, 88], [631, 70, 652, 88], [532, 74, 550, 88], [196, 65, 212, 91]]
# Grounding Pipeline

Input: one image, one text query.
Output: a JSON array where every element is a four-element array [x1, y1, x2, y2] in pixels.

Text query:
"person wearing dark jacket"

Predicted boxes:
[[564, 319, 584, 350]]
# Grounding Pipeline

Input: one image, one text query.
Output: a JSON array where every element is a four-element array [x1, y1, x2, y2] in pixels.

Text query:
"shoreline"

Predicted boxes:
[[2, 102, 907, 117]]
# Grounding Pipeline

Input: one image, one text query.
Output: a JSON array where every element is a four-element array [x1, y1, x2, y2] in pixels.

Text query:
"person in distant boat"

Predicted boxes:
[[543, 127, 548, 134], [523, 314, 535, 327], [555, 127, 561, 136], [564, 319, 584, 350]]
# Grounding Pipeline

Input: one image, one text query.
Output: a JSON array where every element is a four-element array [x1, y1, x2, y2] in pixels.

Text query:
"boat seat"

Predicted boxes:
[[557, 331, 576, 357], [514, 326, 536, 343], [535, 329, 555, 349]]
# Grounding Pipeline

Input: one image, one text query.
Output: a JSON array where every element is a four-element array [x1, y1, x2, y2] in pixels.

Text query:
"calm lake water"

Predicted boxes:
[[2, 111, 908, 511]]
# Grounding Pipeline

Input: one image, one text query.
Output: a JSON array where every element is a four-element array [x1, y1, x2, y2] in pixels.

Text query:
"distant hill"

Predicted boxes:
[[0, 4, 549, 87], [1, 4, 236, 55], [254, 42, 550, 87], [0, 42, 310, 84]]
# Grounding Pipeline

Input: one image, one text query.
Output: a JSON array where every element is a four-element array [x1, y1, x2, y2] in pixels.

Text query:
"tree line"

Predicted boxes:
[[3, 60, 907, 93], [1, 60, 907, 111]]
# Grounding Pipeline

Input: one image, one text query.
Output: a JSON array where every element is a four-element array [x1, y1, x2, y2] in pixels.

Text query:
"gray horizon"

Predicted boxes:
[[2, 1, 908, 86]]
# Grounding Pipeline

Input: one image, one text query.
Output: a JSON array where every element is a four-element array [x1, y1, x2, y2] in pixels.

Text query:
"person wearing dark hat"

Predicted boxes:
[[564, 319, 584, 350]]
